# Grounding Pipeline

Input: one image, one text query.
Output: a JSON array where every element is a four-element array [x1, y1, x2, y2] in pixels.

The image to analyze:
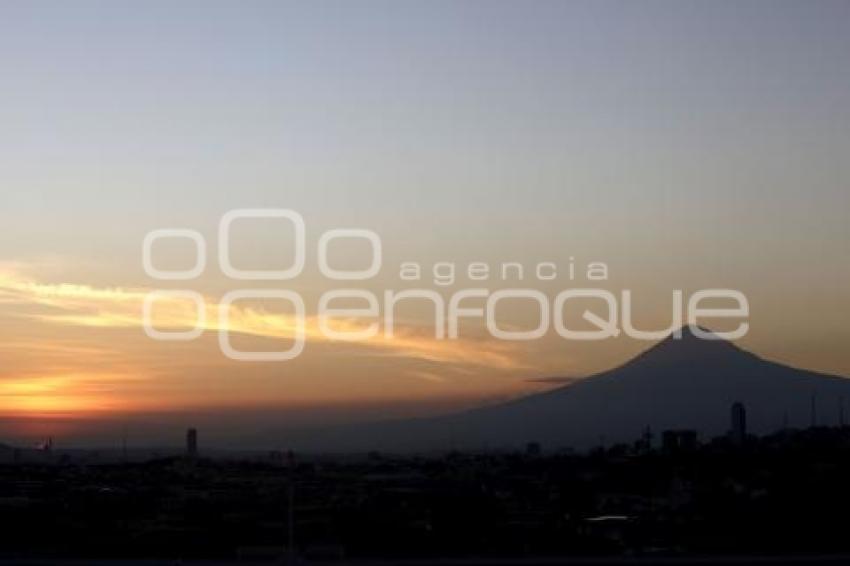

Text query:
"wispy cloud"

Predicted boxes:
[[524, 376, 583, 385], [0, 371, 141, 415], [0, 265, 525, 371]]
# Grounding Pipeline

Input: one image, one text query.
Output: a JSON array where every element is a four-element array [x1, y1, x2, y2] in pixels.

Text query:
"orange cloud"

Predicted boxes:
[[0, 265, 525, 371], [0, 371, 138, 416]]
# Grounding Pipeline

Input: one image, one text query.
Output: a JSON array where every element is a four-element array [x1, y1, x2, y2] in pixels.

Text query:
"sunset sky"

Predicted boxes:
[[1, 0, 849, 447]]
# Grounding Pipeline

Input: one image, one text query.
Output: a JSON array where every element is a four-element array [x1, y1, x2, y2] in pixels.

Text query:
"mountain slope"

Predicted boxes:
[[271, 327, 850, 451]]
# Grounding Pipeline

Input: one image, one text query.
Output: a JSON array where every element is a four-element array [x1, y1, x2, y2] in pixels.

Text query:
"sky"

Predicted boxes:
[[1, 0, 849, 447]]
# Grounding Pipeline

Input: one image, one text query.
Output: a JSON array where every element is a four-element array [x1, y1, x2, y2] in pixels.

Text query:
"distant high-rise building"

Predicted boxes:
[[186, 428, 198, 458], [730, 402, 747, 445]]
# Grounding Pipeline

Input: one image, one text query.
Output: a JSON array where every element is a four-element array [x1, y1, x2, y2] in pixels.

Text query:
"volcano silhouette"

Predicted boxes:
[[273, 327, 850, 451]]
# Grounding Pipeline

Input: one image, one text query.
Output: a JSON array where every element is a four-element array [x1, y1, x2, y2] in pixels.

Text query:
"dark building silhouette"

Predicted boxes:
[[662, 430, 698, 453], [731, 402, 747, 445], [186, 428, 198, 458]]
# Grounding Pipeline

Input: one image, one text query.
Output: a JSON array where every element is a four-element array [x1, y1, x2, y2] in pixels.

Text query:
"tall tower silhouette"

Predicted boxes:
[[186, 428, 198, 458], [730, 402, 747, 446]]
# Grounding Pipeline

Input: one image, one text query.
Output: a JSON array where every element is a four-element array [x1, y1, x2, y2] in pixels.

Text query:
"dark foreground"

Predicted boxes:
[[2, 428, 850, 563], [5, 557, 850, 566]]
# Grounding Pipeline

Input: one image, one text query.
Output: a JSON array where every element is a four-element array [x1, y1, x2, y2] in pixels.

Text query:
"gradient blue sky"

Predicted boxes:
[[1, 1, 849, 441]]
